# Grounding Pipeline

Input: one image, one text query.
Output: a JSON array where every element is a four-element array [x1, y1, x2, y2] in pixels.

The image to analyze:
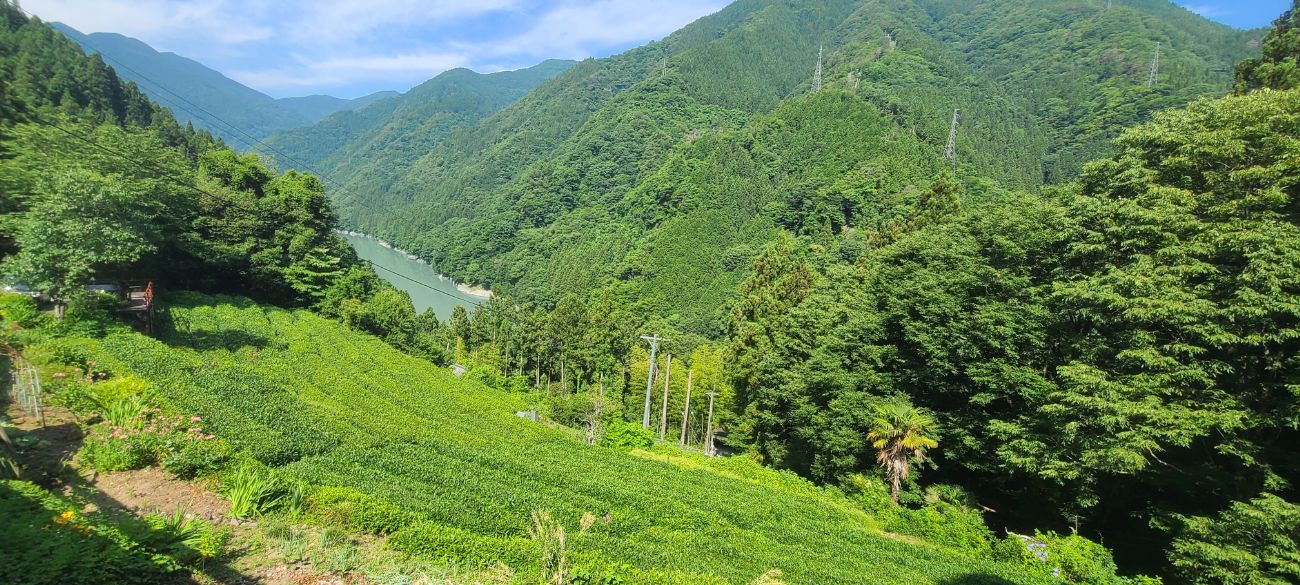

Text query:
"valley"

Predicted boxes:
[[1, 1, 1298, 584]]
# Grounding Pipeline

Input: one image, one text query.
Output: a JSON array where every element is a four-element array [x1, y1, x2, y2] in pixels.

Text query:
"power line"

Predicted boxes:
[[365, 260, 484, 306]]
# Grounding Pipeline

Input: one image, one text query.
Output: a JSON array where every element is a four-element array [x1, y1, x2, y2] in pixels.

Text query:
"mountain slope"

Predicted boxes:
[[310, 0, 1258, 332], [260, 60, 575, 200], [96, 292, 1052, 584], [49, 23, 390, 145]]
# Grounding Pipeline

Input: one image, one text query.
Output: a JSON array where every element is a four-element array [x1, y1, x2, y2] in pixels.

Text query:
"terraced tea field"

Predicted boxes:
[[101, 293, 1045, 584]]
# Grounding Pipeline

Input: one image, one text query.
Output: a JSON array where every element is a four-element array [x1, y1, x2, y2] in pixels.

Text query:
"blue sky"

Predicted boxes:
[[22, 0, 1291, 99], [1175, 0, 1290, 28]]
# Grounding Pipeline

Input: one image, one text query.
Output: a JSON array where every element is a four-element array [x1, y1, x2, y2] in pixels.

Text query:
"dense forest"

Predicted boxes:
[[0, 0, 1297, 583], [294, 0, 1260, 333]]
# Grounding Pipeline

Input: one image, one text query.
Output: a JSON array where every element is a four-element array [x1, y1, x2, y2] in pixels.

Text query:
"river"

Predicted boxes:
[[343, 233, 488, 320]]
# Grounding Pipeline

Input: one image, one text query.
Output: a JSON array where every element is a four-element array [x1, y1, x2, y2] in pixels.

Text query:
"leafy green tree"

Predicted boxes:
[[1169, 493, 1300, 584], [3, 169, 162, 315], [283, 247, 345, 302], [1235, 1, 1300, 92], [866, 402, 939, 503], [728, 233, 815, 466]]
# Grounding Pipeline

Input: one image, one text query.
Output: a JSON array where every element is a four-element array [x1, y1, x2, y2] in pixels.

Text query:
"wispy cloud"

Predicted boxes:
[[229, 52, 472, 89], [1182, 3, 1229, 18], [24, 0, 727, 97]]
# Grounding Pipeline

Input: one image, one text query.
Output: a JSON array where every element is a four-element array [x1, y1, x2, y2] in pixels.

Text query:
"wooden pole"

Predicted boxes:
[[658, 354, 672, 440], [705, 392, 718, 456], [640, 335, 668, 428], [679, 369, 693, 447]]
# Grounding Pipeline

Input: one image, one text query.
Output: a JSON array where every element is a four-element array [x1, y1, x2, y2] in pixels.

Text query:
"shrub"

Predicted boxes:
[[0, 293, 46, 328], [993, 530, 1126, 584], [53, 292, 130, 337], [160, 436, 232, 480], [87, 376, 150, 405], [128, 507, 230, 565], [78, 425, 161, 472], [848, 475, 993, 557], [310, 486, 417, 534], [599, 419, 654, 450]]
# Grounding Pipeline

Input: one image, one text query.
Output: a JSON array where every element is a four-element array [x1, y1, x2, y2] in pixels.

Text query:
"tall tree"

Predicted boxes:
[[866, 402, 939, 503]]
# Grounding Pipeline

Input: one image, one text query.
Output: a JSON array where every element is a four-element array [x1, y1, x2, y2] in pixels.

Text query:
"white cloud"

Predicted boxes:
[[1181, 3, 1229, 18], [229, 51, 471, 90], [22, 0, 731, 96], [21, 0, 269, 47], [487, 0, 729, 59]]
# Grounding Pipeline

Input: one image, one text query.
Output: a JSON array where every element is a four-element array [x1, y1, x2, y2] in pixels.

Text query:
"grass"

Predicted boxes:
[[97, 292, 1047, 584]]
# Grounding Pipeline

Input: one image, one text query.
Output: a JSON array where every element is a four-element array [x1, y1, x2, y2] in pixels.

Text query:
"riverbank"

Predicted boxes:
[[341, 232, 491, 318]]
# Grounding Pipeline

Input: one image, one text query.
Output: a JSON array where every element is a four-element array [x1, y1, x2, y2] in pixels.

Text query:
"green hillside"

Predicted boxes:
[[49, 23, 395, 145], [311, 0, 1260, 330], [83, 292, 1048, 585], [260, 60, 575, 203]]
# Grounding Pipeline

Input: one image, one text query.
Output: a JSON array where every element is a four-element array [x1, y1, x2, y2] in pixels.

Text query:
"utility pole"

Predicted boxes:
[[944, 108, 960, 162], [640, 335, 669, 428], [658, 354, 673, 440], [679, 369, 693, 447], [1147, 42, 1160, 88], [811, 44, 824, 92], [704, 392, 719, 456]]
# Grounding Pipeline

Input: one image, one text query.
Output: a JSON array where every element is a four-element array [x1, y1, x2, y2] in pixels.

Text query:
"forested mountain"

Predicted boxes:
[[309, 0, 1261, 334], [48, 23, 395, 144], [3, 0, 1298, 583], [260, 60, 575, 205]]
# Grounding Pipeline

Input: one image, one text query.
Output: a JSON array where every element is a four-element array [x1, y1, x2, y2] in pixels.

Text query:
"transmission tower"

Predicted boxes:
[[1147, 42, 1160, 87], [812, 45, 823, 92], [944, 108, 960, 162]]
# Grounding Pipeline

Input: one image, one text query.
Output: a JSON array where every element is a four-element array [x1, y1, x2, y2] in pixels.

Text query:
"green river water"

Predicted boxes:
[[343, 233, 484, 320]]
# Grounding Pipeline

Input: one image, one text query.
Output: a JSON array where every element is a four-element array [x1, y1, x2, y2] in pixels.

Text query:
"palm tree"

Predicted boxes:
[[866, 402, 939, 503]]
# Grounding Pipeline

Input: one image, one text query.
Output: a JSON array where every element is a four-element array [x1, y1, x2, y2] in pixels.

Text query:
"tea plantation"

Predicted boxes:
[[99, 293, 1046, 584]]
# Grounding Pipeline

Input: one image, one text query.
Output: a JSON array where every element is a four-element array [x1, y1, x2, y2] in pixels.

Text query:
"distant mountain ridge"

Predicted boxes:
[[49, 23, 395, 146], [260, 59, 576, 197]]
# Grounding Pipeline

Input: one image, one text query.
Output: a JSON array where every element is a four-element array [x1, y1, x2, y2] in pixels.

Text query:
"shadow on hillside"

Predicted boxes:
[[169, 328, 271, 353], [4, 403, 262, 584], [941, 574, 1019, 582], [13, 421, 83, 488], [939, 575, 1019, 585]]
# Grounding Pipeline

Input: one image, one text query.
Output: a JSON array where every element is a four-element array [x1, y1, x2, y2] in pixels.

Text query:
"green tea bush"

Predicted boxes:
[[388, 521, 538, 568], [93, 295, 1048, 584], [160, 435, 232, 479], [310, 486, 418, 534]]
